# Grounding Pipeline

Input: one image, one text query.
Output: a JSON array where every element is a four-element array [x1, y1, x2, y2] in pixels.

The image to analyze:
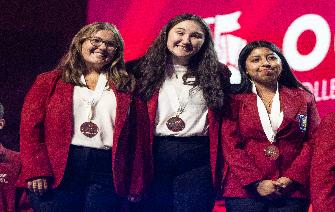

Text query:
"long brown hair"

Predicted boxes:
[[136, 14, 231, 109], [58, 22, 135, 92]]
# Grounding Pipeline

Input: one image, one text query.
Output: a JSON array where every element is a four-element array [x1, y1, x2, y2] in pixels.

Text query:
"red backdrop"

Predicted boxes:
[[87, 1, 335, 115], [87, 1, 332, 210]]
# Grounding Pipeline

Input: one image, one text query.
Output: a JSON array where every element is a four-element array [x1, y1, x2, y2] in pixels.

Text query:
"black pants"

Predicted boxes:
[[28, 145, 122, 212], [140, 136, 214, 212], [225, 197, 309, 212]]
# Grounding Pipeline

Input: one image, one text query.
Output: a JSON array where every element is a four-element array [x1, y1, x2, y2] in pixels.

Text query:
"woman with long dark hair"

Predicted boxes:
[[133, 14, 231, 212], [221, 40, 320, 211], [18, 22, 150, 212]]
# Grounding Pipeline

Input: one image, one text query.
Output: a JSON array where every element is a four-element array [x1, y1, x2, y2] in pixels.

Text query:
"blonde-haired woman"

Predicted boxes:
[[18, 22, 150, 211]]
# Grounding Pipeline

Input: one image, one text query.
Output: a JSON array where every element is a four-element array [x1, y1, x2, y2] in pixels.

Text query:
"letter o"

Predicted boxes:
[[283, 14, 331, 72]]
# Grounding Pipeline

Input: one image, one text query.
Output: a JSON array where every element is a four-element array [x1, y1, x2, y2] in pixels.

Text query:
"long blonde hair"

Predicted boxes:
[[58, 22, 135, 92]]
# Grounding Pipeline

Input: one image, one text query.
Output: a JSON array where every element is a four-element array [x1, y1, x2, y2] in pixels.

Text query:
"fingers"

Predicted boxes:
[[27, 178, 49, 195], [257, 180, 280, 196], [272, 180, 281, 186], [274, 177, 292, 195], [128, 195, 141, 203], [27, 181, 33, 191], [276, 176, 292, 187]]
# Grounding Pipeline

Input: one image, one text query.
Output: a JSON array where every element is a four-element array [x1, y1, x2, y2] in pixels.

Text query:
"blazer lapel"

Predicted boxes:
[[147, 90, 159, 145], [277, 87, 302, 133], [240, 94, 267, 139], [208, 109, 221, 183], [57, 80, 74, 146], [110, 83, 132, 154]]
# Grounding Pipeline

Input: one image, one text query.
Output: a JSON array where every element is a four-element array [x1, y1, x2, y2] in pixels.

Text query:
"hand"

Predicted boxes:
[[256, 180, 281, 196], [128, 195, 141, 203], [27, 178, 49, 195], [275, 177, 293, 194], [276, 177, 292, 188]]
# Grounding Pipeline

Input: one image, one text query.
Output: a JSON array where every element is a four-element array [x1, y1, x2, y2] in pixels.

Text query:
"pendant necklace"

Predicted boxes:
[[80, 104, 99, 138], [254, 83, 280, 160], [79, 73, 107, 138], [166, 68, 199, 132], [166, 104, 187, 132], [263, 99, 280, 160], [263, 131, 280, 160]]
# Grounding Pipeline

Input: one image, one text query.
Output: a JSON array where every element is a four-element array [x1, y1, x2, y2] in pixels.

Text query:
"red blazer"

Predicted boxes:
[[147, 91, 224, 188], [310, 112, 335, 212], [221, 86, 320, 198], [0, 145, 32, 212], [17, 70, 151, 197]]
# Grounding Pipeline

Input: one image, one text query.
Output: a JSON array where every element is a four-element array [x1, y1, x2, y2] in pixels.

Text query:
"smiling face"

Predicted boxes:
[[81, 30, 118, 71], [166, 20, 205, 65], [245, 47, 282, 86]]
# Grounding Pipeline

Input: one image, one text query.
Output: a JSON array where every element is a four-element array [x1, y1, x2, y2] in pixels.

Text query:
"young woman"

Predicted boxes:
[[18, 22, 150, 212], [221, 40, 320, 212], [134, 14, 231, 212]]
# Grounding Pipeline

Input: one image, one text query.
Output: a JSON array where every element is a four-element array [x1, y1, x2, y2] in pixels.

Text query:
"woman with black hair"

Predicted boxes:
[[221, 40, 320, 211], [133, 14, 231, 212]]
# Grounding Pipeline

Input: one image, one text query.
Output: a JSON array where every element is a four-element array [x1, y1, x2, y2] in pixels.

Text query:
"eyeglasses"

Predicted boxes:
[[88, 37, 118, 50]]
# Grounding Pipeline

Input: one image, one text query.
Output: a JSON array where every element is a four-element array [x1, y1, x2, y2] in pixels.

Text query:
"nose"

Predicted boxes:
[[99, 41, 108, 49], [262, 59, 270, 66], [181, 35, 191, 44]]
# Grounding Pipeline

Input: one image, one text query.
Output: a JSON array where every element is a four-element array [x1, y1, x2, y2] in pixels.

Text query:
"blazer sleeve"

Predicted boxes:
[[128, 96, 153, 198], [283, 94, 320, 186], [20, 72, 58, 182], [221, 96, 264, 187], [310, 113, 335, 212]]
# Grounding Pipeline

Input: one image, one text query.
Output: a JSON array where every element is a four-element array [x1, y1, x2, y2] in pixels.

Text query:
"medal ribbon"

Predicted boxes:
[[80, 73, 108, 121], [252, 83, 283, 144]]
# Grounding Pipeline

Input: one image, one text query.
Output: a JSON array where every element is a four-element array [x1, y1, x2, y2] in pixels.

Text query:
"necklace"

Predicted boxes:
[[253, 82, 280, 160], [262, 98, 280, 160], [79, 74, 107, 138], [166, 80, 200, 132], [261, 97, 273, 112], [166, 105, 186, 132], [166, 65, 200, 132]]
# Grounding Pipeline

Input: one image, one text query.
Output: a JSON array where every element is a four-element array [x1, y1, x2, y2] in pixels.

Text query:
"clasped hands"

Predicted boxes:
[[256, 177, 292, 197]]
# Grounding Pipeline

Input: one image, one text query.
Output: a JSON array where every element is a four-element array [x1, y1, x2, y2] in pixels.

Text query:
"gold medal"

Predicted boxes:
[[166, 116, 185, 132], [80, 121, 99, 138], [264, 145, 280, 160]]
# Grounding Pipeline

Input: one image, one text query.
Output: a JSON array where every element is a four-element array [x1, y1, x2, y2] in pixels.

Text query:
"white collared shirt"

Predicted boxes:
[[252, 83, 284, 143], [71, 74, 117, 149], [155, 65, 209, 136]]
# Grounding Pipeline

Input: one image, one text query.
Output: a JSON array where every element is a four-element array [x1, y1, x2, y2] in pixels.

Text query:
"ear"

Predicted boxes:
[[0, 119, 5, 129]]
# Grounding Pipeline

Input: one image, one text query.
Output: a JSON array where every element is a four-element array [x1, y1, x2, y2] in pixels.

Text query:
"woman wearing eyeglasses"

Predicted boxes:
[[17, 22, 151, 211]]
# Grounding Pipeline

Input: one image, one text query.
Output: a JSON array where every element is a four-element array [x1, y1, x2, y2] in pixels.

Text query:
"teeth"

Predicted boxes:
[[178, 46, 190, 51], [95, 52, 106, 57]]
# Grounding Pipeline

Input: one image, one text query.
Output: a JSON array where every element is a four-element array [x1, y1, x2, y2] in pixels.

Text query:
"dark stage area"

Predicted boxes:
[[0, 0, 87, 150]]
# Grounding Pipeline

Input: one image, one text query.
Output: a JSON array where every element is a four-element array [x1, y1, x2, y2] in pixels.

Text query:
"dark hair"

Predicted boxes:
[[0, 102, 4, 119], [137, 14, 230, 109], [237, 40, 311, 93], [58, 22, 135, 92]]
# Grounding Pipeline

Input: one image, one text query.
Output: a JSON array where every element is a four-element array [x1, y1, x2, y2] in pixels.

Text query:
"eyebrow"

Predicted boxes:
[[249, 53, 276, 57], [92, 36, 116, 42], [174, 27, 204, 34]]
